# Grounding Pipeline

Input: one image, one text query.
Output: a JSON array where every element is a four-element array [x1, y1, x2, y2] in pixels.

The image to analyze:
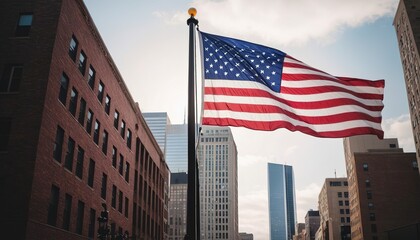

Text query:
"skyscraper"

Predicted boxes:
[[168, 172, 188, 240], [166, 124, 188, 173], [343, 135, 420, 240], [394, 0, 420, 173], [268, 163, 297, 240], [198, 126, 239, 240], [142, 112, 171, 154]]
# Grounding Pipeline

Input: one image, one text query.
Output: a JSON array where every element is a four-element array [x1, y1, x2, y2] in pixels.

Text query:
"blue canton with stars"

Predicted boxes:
[[200, 31, 286, 93]]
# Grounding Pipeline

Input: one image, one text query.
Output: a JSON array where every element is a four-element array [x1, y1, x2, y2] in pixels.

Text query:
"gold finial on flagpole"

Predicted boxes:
[[188, 7, 197, 17]]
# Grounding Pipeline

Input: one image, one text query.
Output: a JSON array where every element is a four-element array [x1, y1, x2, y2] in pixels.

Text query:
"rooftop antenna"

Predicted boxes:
[[334, 169, 337, 178]]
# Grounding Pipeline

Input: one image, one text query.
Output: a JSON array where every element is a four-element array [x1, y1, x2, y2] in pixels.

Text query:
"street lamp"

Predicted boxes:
[[98, 203, 110, 240]]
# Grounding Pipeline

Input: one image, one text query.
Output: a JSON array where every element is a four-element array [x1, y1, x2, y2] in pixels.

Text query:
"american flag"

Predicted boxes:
[[199, 31, 384, 138]]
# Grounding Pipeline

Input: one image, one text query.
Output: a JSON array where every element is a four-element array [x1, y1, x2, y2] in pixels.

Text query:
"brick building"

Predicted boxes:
[[0, 0, 169, 239]]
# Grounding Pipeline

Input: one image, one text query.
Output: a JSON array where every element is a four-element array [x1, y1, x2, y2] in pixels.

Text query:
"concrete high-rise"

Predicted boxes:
[[394, 0, 420, 173], [344, 135, 420, 240], [168, 172, 188, 240], [0, 0, 169, 239], [318, 178, 351, 240], [304, 210, 320, 240], [268, 163, 297, 240], [198, 126, 239, 240]]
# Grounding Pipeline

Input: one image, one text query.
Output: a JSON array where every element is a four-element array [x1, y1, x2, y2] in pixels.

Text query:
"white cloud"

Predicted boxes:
[[159, 0, 398, 46], [238, 190, 269, 239], [383, 114, 415, 152], [295, 182, 322, 222]]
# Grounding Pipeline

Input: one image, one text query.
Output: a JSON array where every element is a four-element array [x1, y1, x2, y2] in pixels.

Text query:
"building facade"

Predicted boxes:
[[344, 135, 420, 240], [317, 178, 351, 240], [143, 112, 171, 155], [239, 232, 254, 240], [394, 0, 420, 173], [166, 124, 188, 173], [198, 126, 239, 240], [0, 0, 169, 239], [268, 163, 297, 240], [168, 172, 188, 240], [304, 210, 320, 240]]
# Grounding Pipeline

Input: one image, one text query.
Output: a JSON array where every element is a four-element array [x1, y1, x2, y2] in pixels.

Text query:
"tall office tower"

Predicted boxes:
[[168, 172, 188, 240], [394, 0, 420, 173], [304, 210, 320, 240], [166, 124, 188, 173], [343, 135, 420, 240], [198, 126, 239, 240], [268, 163, 297, 240], [143, 112, 171, 154], [318, 178, 351, 240], [0, 0, 170, 239]]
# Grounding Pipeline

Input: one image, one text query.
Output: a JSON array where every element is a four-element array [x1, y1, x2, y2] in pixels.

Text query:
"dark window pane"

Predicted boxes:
[[76, 200, 85, 234], [47, 185, 60, 226], [101, 173, 107, 200], [118, 190, 123, 213], [127, 129, 132, 149], [363, 163, 368, 171], [112, 185, 117, 208], [125, 197, 129, 217], [0, 119, 11, 152], [114, 111, 119, 129], [125, 162, 130, 182], [15, 13, 33, 37], [53, 126, 64, 162], [58, 73, 69, 105], [120, 120, 126, 139], [78, 98, 86, 126], [75, 146, 84, 179], [69, 35, 78, 61], [0, 64, 23, 92], [119, 154, 124, 175], [64, 137, 75, 171], [112, 146, 117, 168], [78, 51, 87, 75], [88, 66, 95, 89], [105, 95, 111, 114], [102, 130, 108, 155], [93, 120, 100, 145], [63, 194, 72, 230], [88, 159, 95, 188], [86, 110, 93, 135], [98, 81, 104, 103], [88, 209, 96, 238], [370, 213, 376, 221], [367, 191, 372, 199], [69, 88, 78, 116]]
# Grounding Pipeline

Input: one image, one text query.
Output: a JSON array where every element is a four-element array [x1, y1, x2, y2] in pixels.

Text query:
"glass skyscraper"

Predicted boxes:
[[268, 163, 297, 240], [142, 112, 170, 154]]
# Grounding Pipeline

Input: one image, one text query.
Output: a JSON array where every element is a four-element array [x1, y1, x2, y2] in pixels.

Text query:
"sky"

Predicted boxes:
[[84, 0, 414, 239]]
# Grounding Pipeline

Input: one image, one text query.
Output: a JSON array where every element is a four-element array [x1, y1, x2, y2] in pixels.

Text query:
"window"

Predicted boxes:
[[363, 163, 369, 171], [330, 181, 342, 186], [365, 180, 371, 188], [112, 185, 117, 208], [86, 109, 93, 135], [119, 154, 124, 175], [58, 73, 69, 105], [367, 191, 372, 199], [78, 98, 86, 126], [76, 200, 85, 234], [15, 13, 33, 37], [53, 126, 65, 162], [69, 88, 78, 116], [346, 217, 350, 223], [63, 194, 72, 230], [0, 64, 23, 92], [105, 95, 111, 114], [345, 200, 349, 206], [413, 160, 419, 169], [368, 202, 374, 210], [127, 129, 132, 149], [64, 137, 75, 171], [98, 81, 104, 103], [75, 146, 84, 179], [125, 197, 129, 217], [102, 130, 108, 155], [338, 192, 342, 198], [47, 185, 60, 226], [340, 209, 344, 214], [114, 110, 119, 129], [0, 119, 11, 152], [93, 120, 100, 145], [371, 224, 377, 233], [68, 35, 78, 61], [88, 65, 95, 89], [88, 209, 96, 238], [369, 213, 376, 221], [339, 200, 343, 206], [344, 181, 348, 186], [340, 217, 345, 223], [389, 143, 396, 148], [125, 162, 130, 182], [346, 209, 350, 214], [112, 146, 117, 168], [118, 190, 123, 213], [101, 173, 107, 200], [88, 159, 95, 188], [78, 51, 87, 75], [344, 191, 349, 198], [121, 120, 126, 139]]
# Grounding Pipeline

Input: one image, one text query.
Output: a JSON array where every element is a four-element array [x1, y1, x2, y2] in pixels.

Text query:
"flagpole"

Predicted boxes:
[[186, 7, 198, 240]]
